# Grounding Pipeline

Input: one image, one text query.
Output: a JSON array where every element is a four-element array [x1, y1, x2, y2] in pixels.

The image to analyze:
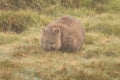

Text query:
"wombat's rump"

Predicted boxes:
[[40, 16, 85, 52]]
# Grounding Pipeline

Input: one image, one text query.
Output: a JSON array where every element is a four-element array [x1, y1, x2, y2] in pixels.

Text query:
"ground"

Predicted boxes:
[[0, 0, 120, 80]]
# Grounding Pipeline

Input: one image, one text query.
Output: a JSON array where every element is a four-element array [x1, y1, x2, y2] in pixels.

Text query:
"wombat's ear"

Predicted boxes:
[[53, 28, 60, 33]]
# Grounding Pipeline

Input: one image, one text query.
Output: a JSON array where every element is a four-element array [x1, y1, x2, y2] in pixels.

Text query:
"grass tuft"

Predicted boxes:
[[0, 10, 40, 33], [0, 0, 120, 80]]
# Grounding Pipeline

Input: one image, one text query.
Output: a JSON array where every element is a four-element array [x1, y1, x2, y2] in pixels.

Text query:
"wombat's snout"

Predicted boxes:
[[50, 46, 55, 50], [44, 43, 56, 51]]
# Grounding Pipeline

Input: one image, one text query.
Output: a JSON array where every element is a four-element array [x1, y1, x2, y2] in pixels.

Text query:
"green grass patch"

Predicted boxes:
[[0, 0, 120, 13], [0, 10, 40, 33], [83, 13, 120, 36], [0, 1, 120, 79], [0, 33, 19, 45]]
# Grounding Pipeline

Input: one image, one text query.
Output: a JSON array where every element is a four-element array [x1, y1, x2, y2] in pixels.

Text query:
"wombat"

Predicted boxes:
[[40, 16, 85, 52]]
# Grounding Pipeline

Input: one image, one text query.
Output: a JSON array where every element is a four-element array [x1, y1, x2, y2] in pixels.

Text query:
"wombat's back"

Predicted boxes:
[[55, 16, 85, 52]]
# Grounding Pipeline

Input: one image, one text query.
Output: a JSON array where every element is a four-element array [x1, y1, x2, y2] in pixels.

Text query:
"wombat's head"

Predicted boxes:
[[41, 27, 61, 51]]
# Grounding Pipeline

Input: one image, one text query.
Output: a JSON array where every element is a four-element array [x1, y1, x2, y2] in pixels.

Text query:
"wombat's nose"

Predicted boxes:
[[50, 45, 55, 50]]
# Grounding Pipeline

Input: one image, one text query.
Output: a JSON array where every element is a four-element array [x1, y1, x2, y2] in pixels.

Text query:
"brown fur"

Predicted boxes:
[[40, 16, 85, 52]]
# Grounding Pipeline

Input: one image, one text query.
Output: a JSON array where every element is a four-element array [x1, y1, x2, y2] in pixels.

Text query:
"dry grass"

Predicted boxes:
[[0, 1, 120, 80]]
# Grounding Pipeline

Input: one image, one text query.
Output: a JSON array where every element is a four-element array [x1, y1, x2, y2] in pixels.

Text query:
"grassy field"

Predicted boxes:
[[0, 0, 120, 80]]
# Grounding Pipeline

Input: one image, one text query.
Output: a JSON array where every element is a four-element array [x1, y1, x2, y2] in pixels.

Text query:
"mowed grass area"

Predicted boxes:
[[0, 1, 120, 80]]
